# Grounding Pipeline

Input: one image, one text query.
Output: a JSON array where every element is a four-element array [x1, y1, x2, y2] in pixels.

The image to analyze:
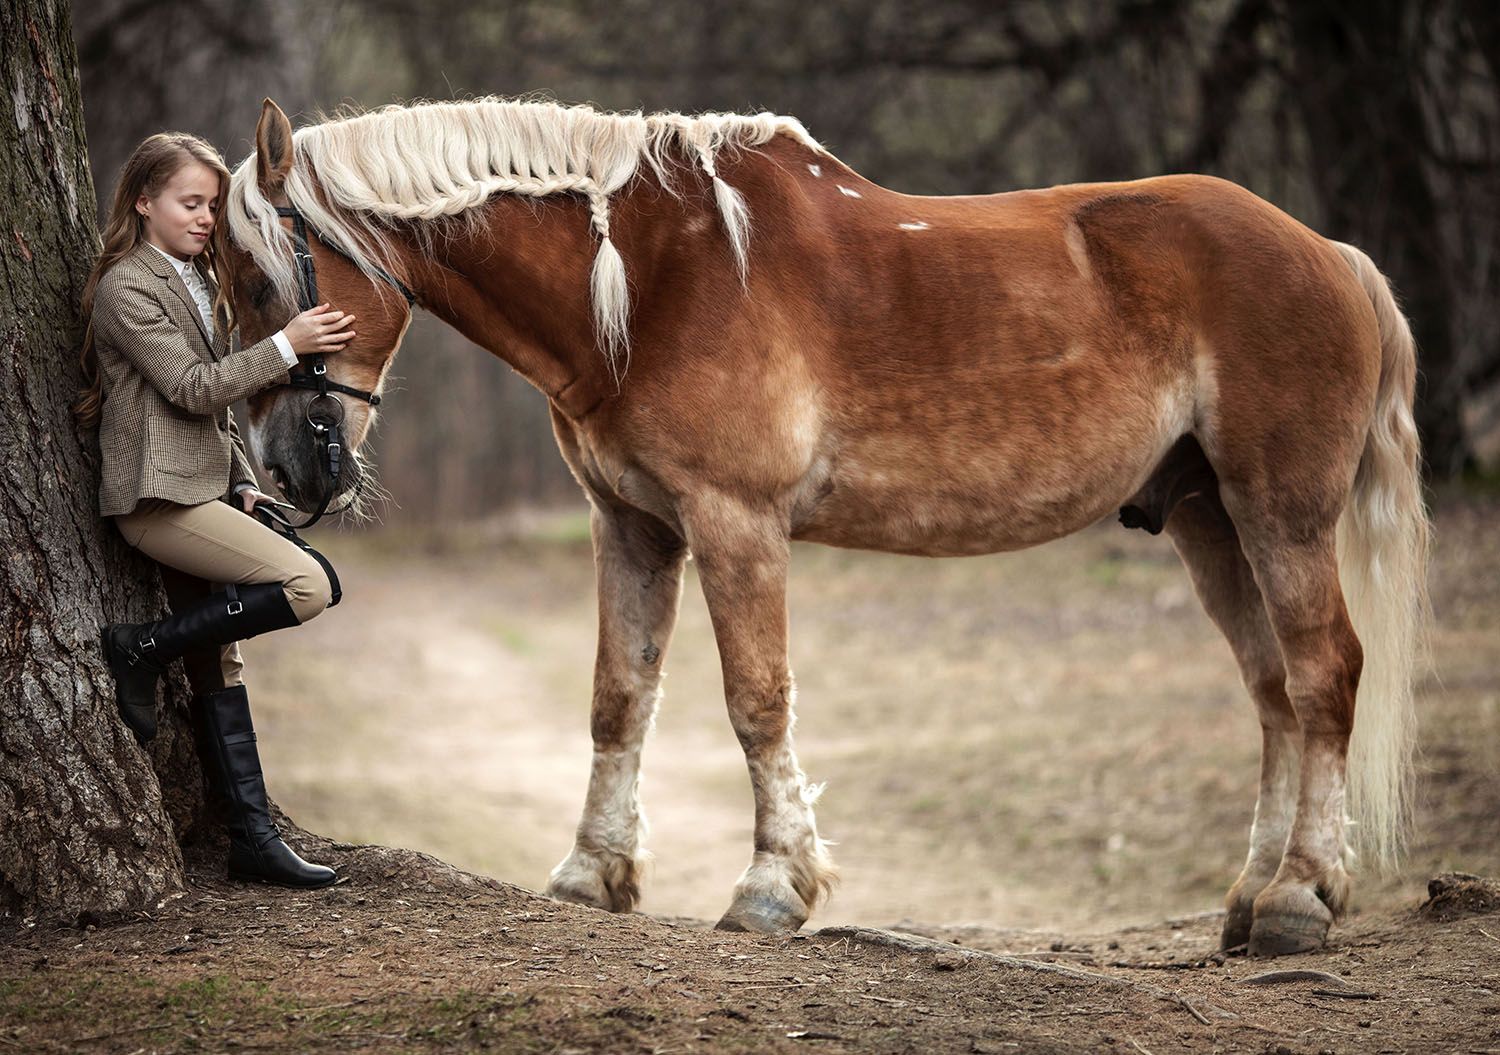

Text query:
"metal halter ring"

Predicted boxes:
[[306, 391, 346, 430]]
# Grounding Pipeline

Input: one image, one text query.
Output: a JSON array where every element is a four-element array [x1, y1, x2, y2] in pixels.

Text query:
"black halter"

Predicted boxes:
[[271, 204, 416, 528]]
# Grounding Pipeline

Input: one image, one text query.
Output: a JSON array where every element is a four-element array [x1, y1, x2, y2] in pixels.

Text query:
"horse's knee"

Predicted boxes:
[[727, 675, 795, 753], [1243, 664, 1292, 714], [589, 681, 662, 747]]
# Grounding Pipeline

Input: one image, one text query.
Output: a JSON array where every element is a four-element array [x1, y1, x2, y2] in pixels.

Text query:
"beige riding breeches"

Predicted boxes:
[[113, 497, 334, 689]]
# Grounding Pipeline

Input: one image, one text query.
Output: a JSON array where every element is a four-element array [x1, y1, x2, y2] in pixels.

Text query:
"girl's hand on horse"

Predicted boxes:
[[284, 303, 356, 356]]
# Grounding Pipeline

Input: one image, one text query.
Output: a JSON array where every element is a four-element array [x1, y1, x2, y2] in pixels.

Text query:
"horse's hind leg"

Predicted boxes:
[[1166, 494, 1299, 951], [1232, 515, 1362, 957], [682, 495, 836, 933], [547, 505, 687, 913], [1186, 412, 1368, 957]]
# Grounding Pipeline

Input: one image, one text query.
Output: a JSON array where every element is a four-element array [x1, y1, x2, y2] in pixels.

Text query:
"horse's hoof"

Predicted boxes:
[[546, 879, 612, 912], [546, 847, 643, 913], [714, 895, 806, 934], [1220, 903, 1254, 952], [1247, 912, 1330, 957]]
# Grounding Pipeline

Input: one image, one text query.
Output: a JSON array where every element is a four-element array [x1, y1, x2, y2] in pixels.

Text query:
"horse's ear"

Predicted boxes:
[[256, 98, 294, 195]]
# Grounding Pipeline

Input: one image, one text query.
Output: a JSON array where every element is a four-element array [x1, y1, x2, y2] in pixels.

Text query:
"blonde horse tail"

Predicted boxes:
[[1330, 239, 1432, 871]]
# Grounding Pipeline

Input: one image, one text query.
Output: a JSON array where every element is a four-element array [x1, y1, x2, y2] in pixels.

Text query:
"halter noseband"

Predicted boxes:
[[270, 204, 416, 527]]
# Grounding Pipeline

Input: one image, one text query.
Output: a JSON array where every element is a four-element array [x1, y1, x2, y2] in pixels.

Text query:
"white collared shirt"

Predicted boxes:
[[145, 241, 297, 367]]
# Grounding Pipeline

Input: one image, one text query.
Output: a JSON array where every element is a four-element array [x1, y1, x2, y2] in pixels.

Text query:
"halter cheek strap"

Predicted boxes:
[[268, 204, 416, 529], [274, 205, 416, 313]]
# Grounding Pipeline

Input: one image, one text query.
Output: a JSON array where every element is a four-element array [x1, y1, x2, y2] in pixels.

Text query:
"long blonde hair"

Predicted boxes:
[[73, 133, 238, 428]]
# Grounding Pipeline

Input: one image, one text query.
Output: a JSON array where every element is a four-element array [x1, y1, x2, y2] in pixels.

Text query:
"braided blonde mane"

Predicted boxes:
[[226, 97, 821, 377]]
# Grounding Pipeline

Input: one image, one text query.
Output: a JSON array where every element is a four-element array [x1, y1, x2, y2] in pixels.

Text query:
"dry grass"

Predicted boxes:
[[246, 497, 1500, 932]]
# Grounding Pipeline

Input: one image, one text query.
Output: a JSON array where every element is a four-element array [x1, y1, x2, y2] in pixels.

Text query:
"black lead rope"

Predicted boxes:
[[250, 504, 343, 607]]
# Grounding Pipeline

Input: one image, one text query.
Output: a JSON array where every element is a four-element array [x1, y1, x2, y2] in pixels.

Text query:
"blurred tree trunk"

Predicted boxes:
[[1284, 2, 1469, 476], [73, 0, 330, 219], [0, 0, 211, 921]]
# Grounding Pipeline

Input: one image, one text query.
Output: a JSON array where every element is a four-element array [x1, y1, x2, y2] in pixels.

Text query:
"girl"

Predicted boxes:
[[76, 132, 355, 889]]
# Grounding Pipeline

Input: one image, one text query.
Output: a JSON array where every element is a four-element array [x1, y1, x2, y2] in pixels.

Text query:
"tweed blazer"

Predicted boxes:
[[93, 242, 291, 517]]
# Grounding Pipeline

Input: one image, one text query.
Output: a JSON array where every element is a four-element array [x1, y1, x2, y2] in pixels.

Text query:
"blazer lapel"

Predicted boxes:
[[169, 269, 216, 350], [134, 242, 215, 352]]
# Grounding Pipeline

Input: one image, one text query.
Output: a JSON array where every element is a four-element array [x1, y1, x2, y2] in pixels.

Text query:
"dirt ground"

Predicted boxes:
[[1, 852, 1497, 1053], [2, 495, 1497, 1052]]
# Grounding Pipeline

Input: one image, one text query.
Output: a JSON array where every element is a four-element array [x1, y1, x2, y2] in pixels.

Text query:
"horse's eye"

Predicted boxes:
[[251, 280, 273, 309]]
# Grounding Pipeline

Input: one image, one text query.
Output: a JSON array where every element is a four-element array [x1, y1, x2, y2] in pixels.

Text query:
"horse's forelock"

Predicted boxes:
[[226, 155, 299, 311]]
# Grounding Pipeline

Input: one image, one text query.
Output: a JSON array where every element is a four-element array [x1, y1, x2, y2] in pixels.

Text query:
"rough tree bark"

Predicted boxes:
[[0, 0, 210, 921]]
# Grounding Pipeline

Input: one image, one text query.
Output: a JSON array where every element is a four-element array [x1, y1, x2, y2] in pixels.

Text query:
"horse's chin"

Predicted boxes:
[[268, 460, 360, 514]]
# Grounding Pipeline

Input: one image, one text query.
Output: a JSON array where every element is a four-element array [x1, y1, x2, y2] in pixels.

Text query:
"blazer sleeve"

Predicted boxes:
[[226, 409, 259, 494], [94, 276, 290, 416]]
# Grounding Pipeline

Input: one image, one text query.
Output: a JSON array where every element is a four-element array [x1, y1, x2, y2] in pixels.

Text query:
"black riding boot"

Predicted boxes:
[[101, 583, 300, 744], [199, 685, 336, 889]]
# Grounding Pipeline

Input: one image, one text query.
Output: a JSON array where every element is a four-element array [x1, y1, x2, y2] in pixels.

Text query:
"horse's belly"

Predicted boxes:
[[791, 412, 1186, 556], [792, 464, 1129, 555]]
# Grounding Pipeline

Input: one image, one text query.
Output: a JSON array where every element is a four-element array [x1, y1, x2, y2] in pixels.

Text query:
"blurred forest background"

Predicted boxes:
[[74, 0, 1500, 526]]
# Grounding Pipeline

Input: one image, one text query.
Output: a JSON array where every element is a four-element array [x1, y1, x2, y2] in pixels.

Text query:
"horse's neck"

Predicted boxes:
[[396, 140, 823, 419], [391, 195, 601, 415]]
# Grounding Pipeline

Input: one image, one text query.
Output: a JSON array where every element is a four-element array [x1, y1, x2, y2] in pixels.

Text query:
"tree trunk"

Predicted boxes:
[[0, 0, 208, 921]]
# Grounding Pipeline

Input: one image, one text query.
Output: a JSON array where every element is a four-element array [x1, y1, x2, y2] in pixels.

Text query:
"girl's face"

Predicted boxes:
[[136, 160, 220, 260]]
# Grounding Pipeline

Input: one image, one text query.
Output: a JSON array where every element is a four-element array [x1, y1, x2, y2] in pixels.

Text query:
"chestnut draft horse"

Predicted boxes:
[[225, 97, 1429, 957]]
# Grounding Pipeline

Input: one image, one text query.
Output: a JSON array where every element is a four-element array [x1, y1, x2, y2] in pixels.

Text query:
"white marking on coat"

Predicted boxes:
[[807, 164, 821, 177], [837, 185, 861, 199], [1246, 726, 1300, 874], [1063, 220, 1092, 281], [726, 677, 836, 913], [1193, 335, 1220, 435], [898, 221, 930, 231]]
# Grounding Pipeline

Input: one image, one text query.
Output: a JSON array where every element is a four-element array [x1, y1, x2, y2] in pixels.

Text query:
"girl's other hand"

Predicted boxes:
[[237, 487, 285, 514], [284, 303, 356, 356]]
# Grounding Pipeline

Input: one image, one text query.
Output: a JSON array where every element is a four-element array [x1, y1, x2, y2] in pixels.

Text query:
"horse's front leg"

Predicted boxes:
[[684, 498, 837, 933], [547, 505, 686, 913]]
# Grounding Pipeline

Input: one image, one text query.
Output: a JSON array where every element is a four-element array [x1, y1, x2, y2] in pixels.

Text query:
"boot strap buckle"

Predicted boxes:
[[226, 601, 243, 616], [139, 635, 156, 653]]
